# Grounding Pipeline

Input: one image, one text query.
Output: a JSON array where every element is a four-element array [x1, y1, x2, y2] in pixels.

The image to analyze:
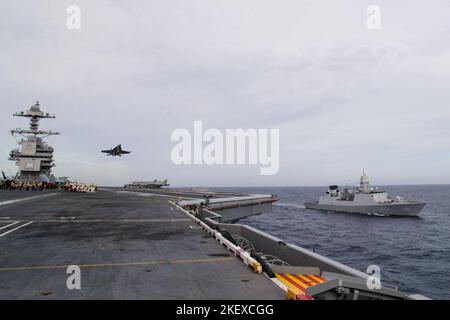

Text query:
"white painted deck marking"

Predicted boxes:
[[0, 221, 33, 238], [0, 221, 20, 231], [0, 193, 59, 207]]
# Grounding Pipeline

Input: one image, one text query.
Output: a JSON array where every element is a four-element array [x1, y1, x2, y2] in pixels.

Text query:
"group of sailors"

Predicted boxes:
[[0, 180, 58, 191], [1, 180, 97, 193]]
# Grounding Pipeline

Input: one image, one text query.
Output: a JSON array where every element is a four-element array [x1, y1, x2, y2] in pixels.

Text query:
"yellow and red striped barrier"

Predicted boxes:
[[275, 273, 327, 300]]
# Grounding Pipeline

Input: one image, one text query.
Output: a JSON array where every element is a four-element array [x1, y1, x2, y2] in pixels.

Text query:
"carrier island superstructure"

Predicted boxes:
[[9, 101, 59, 182]]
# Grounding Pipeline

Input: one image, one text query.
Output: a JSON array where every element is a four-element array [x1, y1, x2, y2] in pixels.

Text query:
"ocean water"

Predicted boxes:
[[211, 185, 450, 299]]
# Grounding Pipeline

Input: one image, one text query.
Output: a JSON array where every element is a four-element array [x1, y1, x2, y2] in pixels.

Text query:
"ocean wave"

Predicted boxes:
[[274, 202, 305, 209]]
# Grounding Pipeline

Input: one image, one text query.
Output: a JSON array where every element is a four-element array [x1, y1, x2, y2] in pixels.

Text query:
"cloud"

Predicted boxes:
[[1, 0, 449, 186]]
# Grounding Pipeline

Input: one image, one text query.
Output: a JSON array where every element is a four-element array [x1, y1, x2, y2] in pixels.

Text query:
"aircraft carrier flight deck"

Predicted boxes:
[[0, 188, 285, 299]]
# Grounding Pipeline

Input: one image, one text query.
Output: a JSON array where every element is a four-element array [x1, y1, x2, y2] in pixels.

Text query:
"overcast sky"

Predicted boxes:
[[1, 0, 449, 187]]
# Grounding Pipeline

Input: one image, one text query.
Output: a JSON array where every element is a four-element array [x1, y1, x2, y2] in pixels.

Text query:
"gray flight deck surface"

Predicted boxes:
[[0, 190, 58, 202], [0, 189, 285, 299]]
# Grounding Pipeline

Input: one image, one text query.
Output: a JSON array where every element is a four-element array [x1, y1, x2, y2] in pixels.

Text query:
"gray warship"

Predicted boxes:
[[304, 171, 426, 216]]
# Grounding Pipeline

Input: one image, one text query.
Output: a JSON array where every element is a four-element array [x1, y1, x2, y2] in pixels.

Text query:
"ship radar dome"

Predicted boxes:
[[30, 101, 41, 112]]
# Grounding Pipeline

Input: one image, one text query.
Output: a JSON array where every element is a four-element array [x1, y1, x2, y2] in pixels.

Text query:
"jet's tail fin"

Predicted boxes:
[[1, 170, 6, 180]]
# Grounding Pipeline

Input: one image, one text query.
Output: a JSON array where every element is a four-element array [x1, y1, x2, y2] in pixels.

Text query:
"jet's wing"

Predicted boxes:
[[101, 149, 113, 154], [120, 150, 131, 154], [1, 170, 7, 180]]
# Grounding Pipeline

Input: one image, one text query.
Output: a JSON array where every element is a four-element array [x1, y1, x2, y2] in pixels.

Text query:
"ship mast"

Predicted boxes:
[[11, 101, 60, 138], [359, 169, 371, 193]]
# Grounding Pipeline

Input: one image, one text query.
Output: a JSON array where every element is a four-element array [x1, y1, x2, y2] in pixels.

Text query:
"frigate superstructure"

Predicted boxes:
[[9, 101, 60, 182], [304, 171, 426, 216]]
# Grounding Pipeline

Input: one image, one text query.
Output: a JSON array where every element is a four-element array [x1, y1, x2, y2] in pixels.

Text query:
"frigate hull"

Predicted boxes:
[[304, 201, 426, 216]]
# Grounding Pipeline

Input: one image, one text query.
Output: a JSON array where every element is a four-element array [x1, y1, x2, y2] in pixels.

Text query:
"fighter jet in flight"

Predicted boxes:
[[101, 144, 131, 157]]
